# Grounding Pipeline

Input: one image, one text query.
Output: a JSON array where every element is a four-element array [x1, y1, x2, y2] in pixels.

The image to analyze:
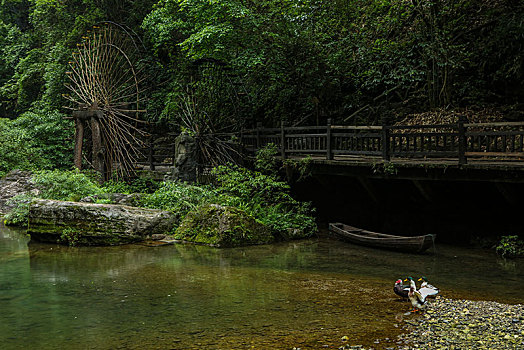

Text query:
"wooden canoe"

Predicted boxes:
[[328, 222, 436, 253]]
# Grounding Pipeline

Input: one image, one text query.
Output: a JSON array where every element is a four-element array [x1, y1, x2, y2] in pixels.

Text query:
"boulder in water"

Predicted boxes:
[[28, 198, 176, 246], [174, 203, 274, 247]]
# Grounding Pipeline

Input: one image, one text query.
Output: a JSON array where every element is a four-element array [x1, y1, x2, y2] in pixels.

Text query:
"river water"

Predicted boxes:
[[1, 223, 522, 349]]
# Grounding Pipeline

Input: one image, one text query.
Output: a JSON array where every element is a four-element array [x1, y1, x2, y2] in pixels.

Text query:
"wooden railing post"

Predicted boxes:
[[280, 120, 286, 159], [458, 115, 467, 165], [381, 118, 390, 161], [326, 118, 333, 160]]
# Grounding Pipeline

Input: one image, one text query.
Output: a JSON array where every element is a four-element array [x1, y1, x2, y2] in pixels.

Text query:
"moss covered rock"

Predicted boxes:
[[175, 204, 274, 247], [0, 170, 38, 216], [28, 199, 177, 246]]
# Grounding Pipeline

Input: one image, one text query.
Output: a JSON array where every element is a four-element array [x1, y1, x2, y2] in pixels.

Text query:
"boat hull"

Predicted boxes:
[[328, 223, 436, 253]]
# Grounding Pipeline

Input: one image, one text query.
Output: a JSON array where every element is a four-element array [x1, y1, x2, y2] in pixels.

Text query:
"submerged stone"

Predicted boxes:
[[27, 199, 176, 246], [174, 203, 274, 247]]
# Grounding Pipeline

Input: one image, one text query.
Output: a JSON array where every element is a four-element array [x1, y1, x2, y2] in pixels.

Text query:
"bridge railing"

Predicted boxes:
[[465, 121, 524, 159], [387, 123, 461, 159], [236, 118, 524, 165], [136, 132, 178, 170], [135, 120, 524, 170]]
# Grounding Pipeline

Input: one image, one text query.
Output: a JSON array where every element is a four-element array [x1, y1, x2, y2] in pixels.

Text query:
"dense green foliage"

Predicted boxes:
[[3, 193, 33, 226], [4, 167, 316, 240], [0, 118, 41, 176], [32, 169, 103, 201], [0, 1, 522, 145], [254, 143, 280, 175], [210, 165, 316, 237], [141, 181, 215, 220], [140, 165, 316, 237], [0, 110, 71, 177], [101, 176, 161, 194], [3, 169, 102, 225]]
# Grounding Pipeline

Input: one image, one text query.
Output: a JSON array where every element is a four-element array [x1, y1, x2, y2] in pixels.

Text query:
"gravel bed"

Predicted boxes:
[[396, 296, 523, 349], [337, 296, 523, 350]]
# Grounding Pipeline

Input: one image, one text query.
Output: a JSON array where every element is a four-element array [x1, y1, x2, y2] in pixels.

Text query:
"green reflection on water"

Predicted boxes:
[[1, 223, 522, 349]]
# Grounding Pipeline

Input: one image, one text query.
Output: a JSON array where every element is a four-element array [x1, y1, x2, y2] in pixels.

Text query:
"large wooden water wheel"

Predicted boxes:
[[64, 21, 147, 180]]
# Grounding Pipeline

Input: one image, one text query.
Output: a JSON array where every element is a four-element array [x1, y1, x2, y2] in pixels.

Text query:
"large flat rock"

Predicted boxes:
[[28, 199, 177, 246]]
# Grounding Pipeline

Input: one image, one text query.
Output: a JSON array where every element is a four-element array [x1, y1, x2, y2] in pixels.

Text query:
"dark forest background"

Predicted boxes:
[[1, 0, 523, 174]]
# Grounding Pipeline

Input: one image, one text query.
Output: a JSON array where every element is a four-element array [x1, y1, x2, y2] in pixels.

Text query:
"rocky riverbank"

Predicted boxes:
[[396, 297, 523, 349], [0, 170, 36, 215], [337, 296, 523, 350]]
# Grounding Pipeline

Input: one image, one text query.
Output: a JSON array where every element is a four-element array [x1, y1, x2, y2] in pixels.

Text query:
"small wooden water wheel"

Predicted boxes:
[[64, 21, 147, 181], [182, 58, 250, 168]]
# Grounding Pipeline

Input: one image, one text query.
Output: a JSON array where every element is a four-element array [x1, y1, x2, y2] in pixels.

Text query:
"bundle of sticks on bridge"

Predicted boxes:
[[394, 108, 505, 132]]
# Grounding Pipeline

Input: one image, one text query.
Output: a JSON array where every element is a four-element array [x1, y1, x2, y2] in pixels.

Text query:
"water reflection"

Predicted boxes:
[[1, 223, 522, 350]]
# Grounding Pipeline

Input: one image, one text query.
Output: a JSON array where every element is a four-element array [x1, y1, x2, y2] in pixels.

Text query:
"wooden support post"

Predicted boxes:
[[280, 121, 286, 159], [90, 115, 105, 183], [381, 118, 390, 162], [74, 118, 84, 170], [326, 118, 333, 160], [458, 115, 467, 165]]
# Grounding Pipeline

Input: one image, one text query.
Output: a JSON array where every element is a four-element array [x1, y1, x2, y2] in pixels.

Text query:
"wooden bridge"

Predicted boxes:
[[237, 118, 524, 164], [141, 117, 524, 183], [138, 119, 524, 239]]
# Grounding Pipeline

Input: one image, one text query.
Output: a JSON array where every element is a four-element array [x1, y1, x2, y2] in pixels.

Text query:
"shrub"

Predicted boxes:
[[12, 110, 73, 170], [0, 118, 45, 177], [255, 143, 280, 174], [141, 165, 317, 239], [60, 227, 80, 246], [140, 181, 216, 221], [496, 235, 524, 258], [211, 165, 317, 238], [0, 109, 73, 177], [32, 169, 103, 201], [4, 165, 317, 241], [102, 177, 160, 194], [211, 165, 291, 206], [3, 194, 33, 226], [4, 170, 104, 226]]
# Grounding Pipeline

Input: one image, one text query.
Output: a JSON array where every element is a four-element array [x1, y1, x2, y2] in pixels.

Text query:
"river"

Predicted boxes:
[[1, 223, 522, 349]]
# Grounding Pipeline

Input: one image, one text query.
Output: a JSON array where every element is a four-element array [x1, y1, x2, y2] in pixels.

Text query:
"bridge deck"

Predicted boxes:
[[283, 154, 524, 183], [298, 154, 524, 169]]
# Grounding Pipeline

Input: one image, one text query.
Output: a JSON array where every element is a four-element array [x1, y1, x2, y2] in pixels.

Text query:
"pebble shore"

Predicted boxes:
[[338, 296, 523, 350], [396, 296, 523, 349]]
